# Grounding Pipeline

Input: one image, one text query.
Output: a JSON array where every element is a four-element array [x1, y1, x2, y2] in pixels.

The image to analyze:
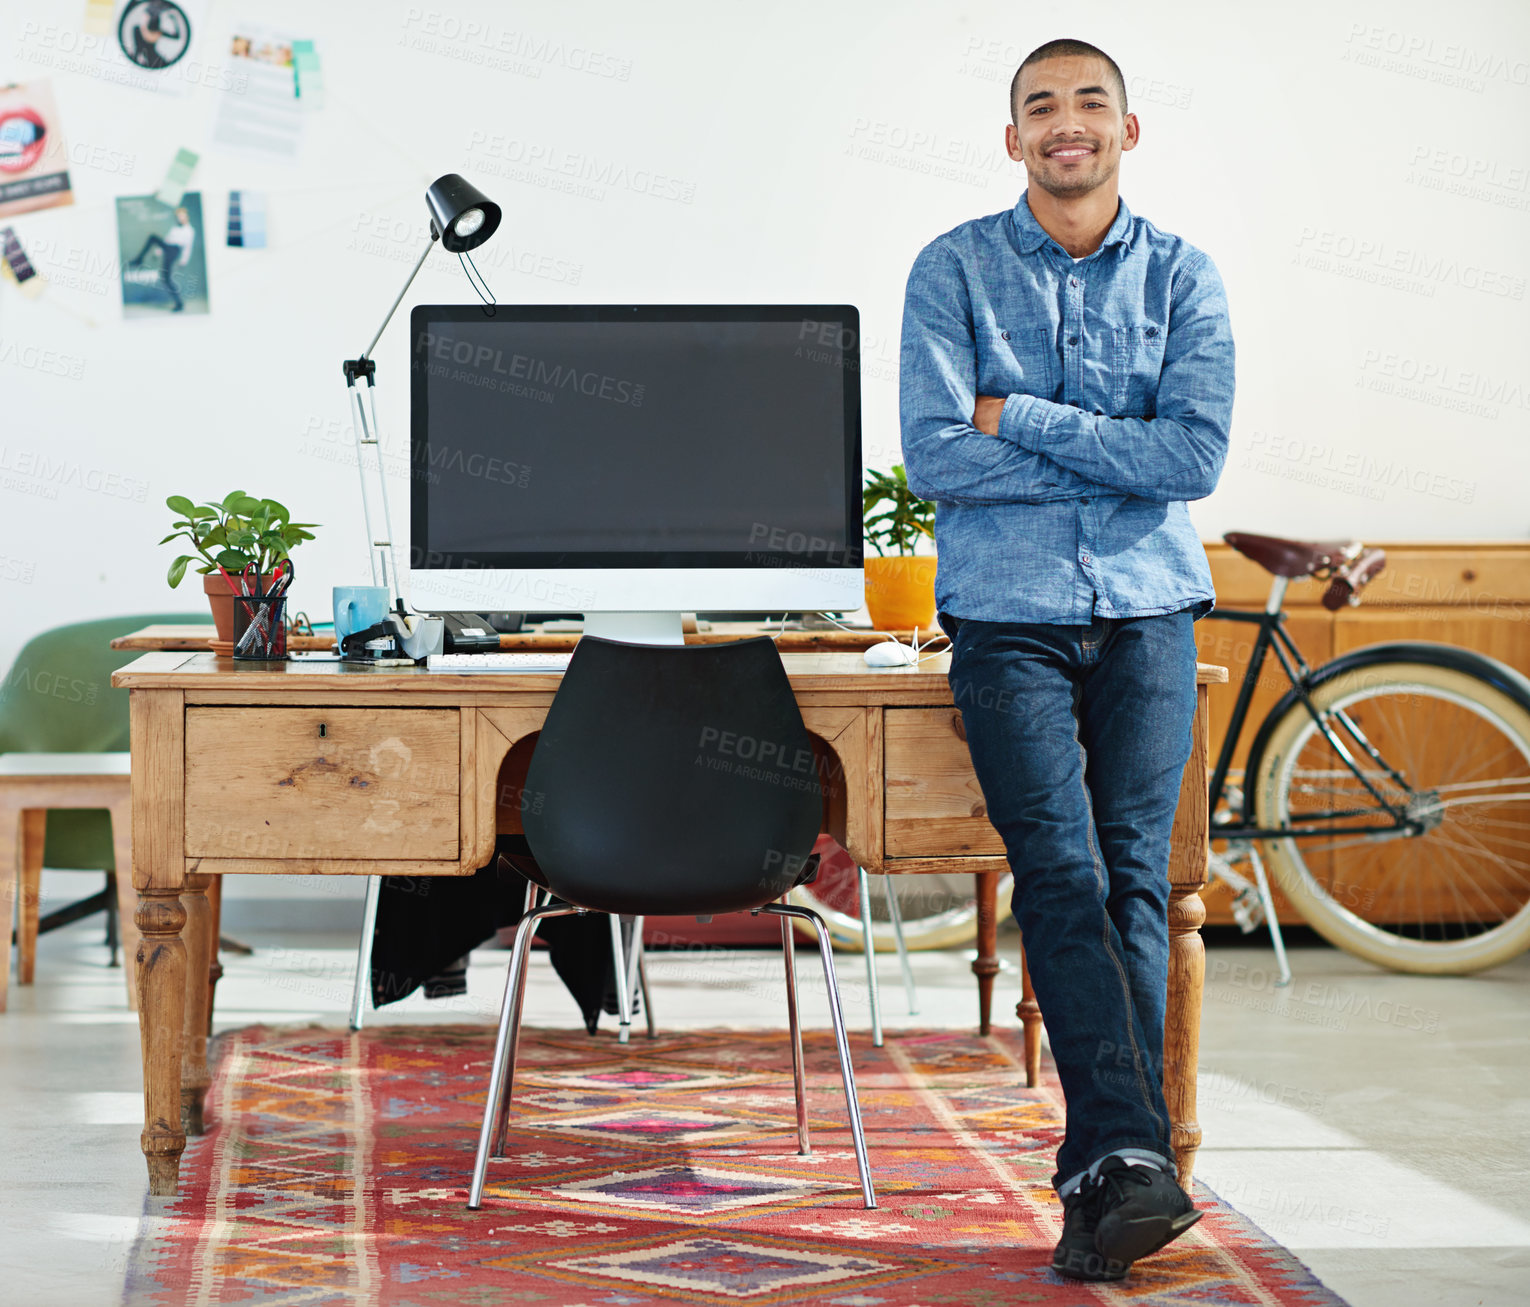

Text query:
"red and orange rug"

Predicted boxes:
[[123, 1024, 1348, 1305]]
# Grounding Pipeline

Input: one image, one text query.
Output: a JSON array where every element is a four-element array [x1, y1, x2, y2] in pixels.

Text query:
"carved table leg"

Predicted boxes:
[[133, 689, 189, 1195], [180, 871, 215, 1135], [1163, 682, 1211, 1187], [973, 870, 999, 1035], [1164, 885, 1206, 1186], [137, 888, 188, 1195], [1015, 941, 1042, 1088]]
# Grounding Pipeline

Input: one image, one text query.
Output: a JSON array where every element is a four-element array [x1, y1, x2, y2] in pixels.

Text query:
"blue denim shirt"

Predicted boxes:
[[899, 190, 1235, 624]]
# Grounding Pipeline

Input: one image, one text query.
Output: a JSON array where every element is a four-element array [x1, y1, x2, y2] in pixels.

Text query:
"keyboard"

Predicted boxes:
[[427, 652, 572, 673]]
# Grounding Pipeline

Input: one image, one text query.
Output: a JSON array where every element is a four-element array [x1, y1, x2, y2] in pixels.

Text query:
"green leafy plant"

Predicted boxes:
[[863, 464, 935, 557], [161, 492, 318, 588]]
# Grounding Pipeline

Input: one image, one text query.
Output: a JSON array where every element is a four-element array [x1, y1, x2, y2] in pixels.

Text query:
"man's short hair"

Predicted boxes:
[[1011, 39, 1129, 123]]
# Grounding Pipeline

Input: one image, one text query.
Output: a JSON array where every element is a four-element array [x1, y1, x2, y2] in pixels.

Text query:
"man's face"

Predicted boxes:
[[1006, 54, 1138, 198]]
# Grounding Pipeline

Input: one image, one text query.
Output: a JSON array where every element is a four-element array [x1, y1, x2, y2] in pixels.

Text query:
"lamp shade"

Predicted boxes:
[[425, 173, 502, 253]]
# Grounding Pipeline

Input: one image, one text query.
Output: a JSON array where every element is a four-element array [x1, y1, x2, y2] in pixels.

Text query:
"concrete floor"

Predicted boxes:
[[1, 919, 1528, 1306]]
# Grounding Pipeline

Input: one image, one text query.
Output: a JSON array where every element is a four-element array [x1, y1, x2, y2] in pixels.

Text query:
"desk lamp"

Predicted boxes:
[[339, 173, 502, 659]]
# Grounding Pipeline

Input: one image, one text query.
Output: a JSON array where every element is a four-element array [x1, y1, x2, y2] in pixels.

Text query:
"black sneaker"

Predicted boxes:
[[1051, 1176, 1129, 1281], [1092, 1156, 1202, 1265]]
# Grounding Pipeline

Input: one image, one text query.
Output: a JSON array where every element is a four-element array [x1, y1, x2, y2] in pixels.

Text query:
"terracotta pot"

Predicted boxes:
[[202, 571, 280, 651], [864, 554, 938, 633]]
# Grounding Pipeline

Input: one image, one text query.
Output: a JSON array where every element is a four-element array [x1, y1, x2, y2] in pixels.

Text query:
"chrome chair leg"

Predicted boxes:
[[883, 875, 919, 1016], [348, 876, 382, 1032], [469, 901, 578, 1210], [856, 865, 884, 1048], [610, 914, 634, 1045], [491, 881, 550, 1156], [780, 902, 811, 1155], [763, 902, 876, 1209]]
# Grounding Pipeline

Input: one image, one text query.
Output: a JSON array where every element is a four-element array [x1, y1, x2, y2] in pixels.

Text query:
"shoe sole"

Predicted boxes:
[[1051, 1249, 1129, 1282], [1095, 1205, 1202, 1264]]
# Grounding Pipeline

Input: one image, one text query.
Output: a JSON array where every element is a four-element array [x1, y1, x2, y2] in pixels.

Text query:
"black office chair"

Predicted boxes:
[[467, 635, 876, 1209]]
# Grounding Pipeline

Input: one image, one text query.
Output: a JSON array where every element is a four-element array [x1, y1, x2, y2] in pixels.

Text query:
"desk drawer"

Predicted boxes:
[[884, 708, 1003, 857], [185, 707, 460, 861]]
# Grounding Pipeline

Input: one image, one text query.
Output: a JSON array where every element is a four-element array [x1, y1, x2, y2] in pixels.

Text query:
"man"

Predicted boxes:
[[899, 38, 1234, 1282]]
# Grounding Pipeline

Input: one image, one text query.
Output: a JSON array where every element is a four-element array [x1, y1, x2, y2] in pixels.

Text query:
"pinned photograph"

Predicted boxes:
[[118, 0, 193, 71], [0, 80, 74, 219], [117, 191, 208, 317]]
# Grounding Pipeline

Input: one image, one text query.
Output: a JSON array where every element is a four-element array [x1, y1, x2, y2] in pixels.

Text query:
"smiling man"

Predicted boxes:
[[899, 38, 1235, 1282]]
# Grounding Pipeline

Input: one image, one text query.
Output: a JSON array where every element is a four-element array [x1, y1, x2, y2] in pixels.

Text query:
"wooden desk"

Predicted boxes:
[[112, 650, 1224, 1197]]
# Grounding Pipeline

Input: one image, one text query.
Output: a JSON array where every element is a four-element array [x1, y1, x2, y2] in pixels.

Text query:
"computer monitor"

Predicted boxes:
[[408, 304, 864, 643]]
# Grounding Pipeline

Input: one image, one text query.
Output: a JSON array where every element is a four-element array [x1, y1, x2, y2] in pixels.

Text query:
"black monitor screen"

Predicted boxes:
[[409, 305, 861, 569]]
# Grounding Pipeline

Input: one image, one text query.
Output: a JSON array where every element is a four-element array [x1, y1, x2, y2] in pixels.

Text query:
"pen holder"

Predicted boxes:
[[232, 594, 289, 661]]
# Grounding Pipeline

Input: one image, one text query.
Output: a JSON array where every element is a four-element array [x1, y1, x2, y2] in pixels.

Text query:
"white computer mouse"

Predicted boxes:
[[862, 641, 920, 667]]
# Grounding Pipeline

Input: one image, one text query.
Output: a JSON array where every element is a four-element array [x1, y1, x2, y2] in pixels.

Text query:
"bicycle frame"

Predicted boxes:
[[1204, 576, 1425, 844]]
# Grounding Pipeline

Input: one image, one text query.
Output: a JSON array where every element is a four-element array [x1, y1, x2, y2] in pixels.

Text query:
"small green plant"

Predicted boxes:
[[863, 464, 935, 557], [161, 491, 318, 587]]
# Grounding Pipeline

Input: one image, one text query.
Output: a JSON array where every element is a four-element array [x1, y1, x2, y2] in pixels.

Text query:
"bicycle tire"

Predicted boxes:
[[787, 868, 1015, 951], [1252, 661, 1530, 974]]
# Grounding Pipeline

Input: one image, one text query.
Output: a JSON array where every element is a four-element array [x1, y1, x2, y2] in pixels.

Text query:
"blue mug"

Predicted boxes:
[[333, 585, 391, 648]]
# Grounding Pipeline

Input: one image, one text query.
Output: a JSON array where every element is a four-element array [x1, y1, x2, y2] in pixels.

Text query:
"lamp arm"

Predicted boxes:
[[358, 229, 438, 362]]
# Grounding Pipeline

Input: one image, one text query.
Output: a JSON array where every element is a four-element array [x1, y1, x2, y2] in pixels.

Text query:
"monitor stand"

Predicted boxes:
[[583, 610, 685, 646]]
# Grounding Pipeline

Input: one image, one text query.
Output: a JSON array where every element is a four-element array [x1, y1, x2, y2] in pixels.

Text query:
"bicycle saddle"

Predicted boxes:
[[1223, 532, 1360, 579]]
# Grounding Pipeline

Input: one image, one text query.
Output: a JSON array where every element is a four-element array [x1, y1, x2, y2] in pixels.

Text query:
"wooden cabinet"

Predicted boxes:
[[1200, 540, 1530, 927], [184, 707, 461, 862]]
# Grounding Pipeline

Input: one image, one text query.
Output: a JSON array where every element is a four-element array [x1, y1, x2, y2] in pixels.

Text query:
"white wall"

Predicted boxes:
[[4, 0, 1528, 899]]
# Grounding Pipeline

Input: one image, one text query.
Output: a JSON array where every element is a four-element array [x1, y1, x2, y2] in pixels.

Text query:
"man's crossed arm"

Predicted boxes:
[[899, 242, 1235, 505]]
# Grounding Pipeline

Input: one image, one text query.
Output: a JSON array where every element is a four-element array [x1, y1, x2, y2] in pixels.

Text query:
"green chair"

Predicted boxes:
[[0, 614, 201, 1011]]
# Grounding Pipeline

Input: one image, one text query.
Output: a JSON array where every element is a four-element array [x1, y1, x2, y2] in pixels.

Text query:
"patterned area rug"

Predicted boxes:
[[123, 1024, 1348, 1305]]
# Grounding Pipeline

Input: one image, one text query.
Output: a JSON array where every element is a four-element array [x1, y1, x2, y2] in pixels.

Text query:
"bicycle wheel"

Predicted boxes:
[[787, 863, 1014, 951], [1252, 661, 1530, 973]]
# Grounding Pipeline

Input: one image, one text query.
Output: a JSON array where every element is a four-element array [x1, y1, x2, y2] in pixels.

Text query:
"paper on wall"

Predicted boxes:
[[0, 80, 75, 219]]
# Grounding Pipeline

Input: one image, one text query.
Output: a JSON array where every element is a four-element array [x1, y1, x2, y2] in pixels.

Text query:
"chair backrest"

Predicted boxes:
[[0, 613, 200, 870], [522, 636, 823, 917], [0, 614, 200, 753]]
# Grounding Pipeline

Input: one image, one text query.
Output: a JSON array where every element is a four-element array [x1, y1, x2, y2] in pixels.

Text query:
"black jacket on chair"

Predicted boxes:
[[368, 835, 626, 1033]]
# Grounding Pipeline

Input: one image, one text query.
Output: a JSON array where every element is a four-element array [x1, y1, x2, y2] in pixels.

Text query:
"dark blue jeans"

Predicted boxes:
[[940, 609, 1198, 1192]]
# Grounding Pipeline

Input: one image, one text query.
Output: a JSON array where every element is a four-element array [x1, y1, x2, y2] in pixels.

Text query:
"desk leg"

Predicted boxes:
[[180, 871, 215, 1135], [1163, 682, 1210, 1188], [973, 870, 999, 1035], [134, 689, 189, 1196], [136, 887, 188, 1194], [1015, 943, 1042, 1088]]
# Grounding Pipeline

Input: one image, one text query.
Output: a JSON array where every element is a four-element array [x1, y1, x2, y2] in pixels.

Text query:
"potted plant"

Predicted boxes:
[[863, 464, 937, 632], [161, 492, 318, 647]]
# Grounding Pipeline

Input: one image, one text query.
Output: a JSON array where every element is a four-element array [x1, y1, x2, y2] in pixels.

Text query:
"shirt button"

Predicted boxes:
[[1067, 335, 1079, 346], [1081, 554, 1093, 565], [1069, 278, 1079, 288]]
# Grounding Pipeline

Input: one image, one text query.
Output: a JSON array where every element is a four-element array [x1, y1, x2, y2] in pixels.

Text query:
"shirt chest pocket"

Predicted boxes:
[[981, 325, 1055, 401], [1112, 324, 1165, 417]]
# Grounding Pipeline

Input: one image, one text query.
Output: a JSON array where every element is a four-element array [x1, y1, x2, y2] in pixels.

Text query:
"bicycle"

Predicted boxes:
[[1203, 531, 1530, 975], [792, 531, 1530, 978]]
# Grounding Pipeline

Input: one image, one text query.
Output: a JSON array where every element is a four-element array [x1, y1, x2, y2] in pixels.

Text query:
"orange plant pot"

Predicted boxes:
[[864, 554, 938, 632]]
